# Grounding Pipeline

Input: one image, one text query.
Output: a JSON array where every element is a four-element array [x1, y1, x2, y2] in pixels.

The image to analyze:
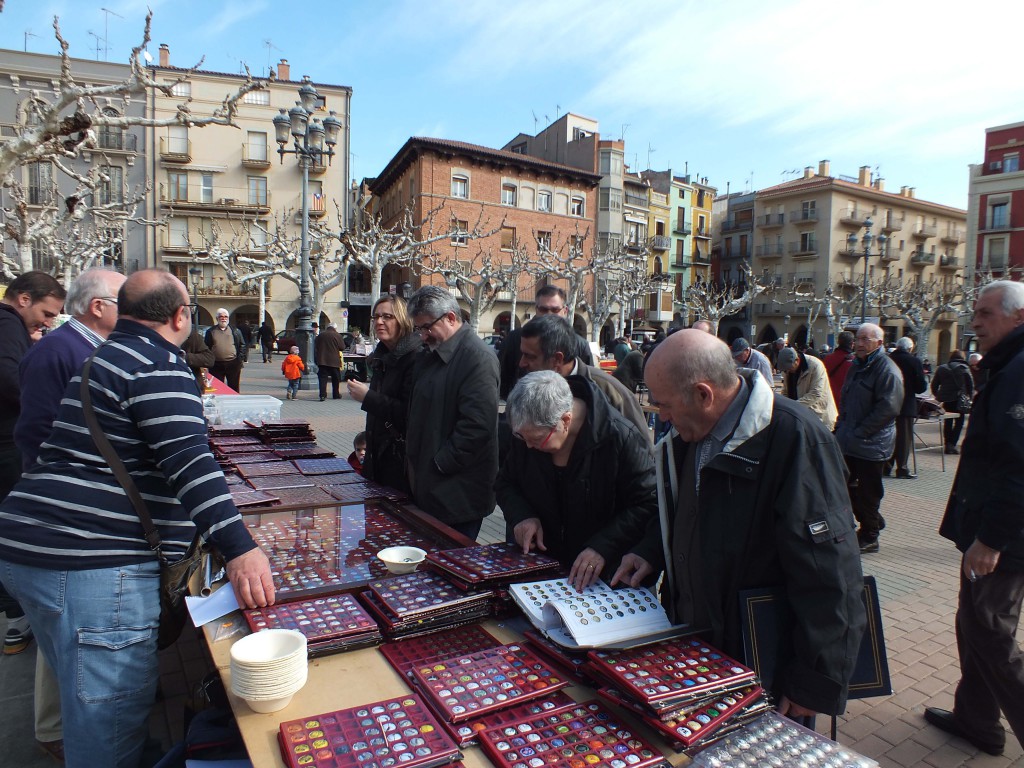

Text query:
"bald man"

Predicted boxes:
[[0, 269, 273, 768], [614, 329, 865, 720], [833, 323, 903, 554]]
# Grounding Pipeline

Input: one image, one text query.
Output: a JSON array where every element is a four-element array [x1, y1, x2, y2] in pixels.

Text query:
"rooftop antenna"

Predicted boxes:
[[88, 31, 104, 61], [647, 143, 656, 170], [263, 39, 281, 78], [556, 104, 561, 121], [100, 7, 123, 61], [531, 110, 538, 133], [620, 124, 630, 142], [24, 29, 37, 52]]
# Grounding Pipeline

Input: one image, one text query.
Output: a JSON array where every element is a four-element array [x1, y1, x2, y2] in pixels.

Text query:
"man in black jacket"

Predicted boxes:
[[930, 350, 974, 454], [614, 330, 865, 720], [887, 336, 927, 478], [925, 280, 1024, 756]]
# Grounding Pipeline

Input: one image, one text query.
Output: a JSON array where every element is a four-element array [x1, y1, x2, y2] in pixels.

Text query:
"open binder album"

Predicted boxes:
[[509, 577, 687, 649]]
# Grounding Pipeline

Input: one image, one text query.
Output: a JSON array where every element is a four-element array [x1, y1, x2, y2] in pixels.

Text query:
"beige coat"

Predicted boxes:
[[792, 354, 838, 429]]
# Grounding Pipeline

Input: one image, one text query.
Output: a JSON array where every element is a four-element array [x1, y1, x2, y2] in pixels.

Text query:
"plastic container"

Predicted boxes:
[[212, 395, 282, 425]]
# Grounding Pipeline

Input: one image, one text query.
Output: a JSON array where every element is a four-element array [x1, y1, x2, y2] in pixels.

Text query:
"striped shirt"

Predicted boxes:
[[0, 319, 256, 569]]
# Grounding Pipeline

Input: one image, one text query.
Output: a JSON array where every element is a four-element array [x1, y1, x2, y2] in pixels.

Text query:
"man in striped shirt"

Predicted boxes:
[[0, 269, 274, 768]]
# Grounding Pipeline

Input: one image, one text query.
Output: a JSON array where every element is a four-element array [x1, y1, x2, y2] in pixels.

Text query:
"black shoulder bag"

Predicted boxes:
[[80, 354, 205, 649]]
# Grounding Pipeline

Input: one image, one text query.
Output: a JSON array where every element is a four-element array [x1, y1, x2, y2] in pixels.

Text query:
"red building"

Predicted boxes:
[[967, 120, 1024, 277]]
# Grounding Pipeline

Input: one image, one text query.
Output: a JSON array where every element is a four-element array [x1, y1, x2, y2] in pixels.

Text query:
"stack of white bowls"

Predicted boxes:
[[229, 628, 308, 713]]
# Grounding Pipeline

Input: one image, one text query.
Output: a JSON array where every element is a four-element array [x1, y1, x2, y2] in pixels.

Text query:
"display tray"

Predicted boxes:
[[270, 486, 340, 508], [585, 637, 756, 707], [361, 591, 493, 640], [242, 501, 464, 599], [236, 460, 299, 478], [247, 473, 317, 491], [294, 457, 355, 474], [443, 690, 578, 747], [277, 694, 462, 768], [244, 593, 379, 646], [477, 698, 668, 768], [313, 472, 367, 486], [368, 571, 494, 621], [379, 625, 503, 679], [410, 643, 570, 723], [230, 489, 281, 508], [426, 543, 561, 586], [229, 451, 281, 464], [521, 628, 590, 683], [323, 482, 407, 505]]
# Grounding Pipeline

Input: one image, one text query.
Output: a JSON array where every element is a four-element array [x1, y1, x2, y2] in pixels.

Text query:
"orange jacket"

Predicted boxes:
[[282, 353, 305, 379]]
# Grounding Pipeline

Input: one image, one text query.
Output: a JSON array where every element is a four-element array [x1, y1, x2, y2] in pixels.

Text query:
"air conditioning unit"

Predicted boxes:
[[990, 160, 1003, 171]]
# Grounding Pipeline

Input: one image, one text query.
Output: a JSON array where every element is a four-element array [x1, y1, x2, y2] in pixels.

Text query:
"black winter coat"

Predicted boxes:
[[360, 333, 423, 493], [496, 376, 657, 581], [889, 348, 927, 417], [940, 325, 1024, 569], [930, 359, 973, 405]]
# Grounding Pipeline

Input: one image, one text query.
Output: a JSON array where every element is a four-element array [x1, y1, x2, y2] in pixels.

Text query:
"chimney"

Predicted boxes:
[[803, 166, 814, 179], [818, 159, 830, 177], [900, 186, 908, 197], [159, 44, 169, 67], [277, 59, 290, 81], [858, 166, 871, 186], [874, 177, 885, 192], [908, 187, 916, 199]]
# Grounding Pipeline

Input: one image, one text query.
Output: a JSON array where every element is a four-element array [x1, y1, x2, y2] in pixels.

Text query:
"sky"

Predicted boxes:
[[2, 0, 1022, 210]]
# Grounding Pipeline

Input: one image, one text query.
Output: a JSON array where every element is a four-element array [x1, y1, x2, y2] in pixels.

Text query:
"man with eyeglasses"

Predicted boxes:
[[12, 268, 124, 760], [499, 285, 592, 399], [405, 286, 499, 541]]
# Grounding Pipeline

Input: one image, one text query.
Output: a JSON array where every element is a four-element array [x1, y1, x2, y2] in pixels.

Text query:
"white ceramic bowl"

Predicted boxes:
[[230, 628, 306, 666], [244, 693, 295, 713], [377, 546, 427, 574]]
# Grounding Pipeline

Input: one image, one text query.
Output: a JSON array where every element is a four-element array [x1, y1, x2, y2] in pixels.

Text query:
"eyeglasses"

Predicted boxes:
[[183, 303, 200, 311], [371, 312, 397, 322], [534, 304, 565, 315], [512, 424, 558, 449], [413, 315, 446, 335], [96, 296, 118, 306]]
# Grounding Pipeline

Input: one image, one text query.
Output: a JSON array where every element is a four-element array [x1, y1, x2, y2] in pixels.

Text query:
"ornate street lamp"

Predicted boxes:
[[188, 265, 203, 323], [272, 76, 342, 388], [846, 218, 888, 324]]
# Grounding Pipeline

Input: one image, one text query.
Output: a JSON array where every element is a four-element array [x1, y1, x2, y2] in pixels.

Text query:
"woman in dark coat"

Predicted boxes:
[[346, 296, 422, 492], [497, 370, 657, 591]]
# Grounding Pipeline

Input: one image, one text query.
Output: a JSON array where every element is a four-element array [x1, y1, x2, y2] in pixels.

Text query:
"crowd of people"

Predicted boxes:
[[1, 267, 1023, 765]]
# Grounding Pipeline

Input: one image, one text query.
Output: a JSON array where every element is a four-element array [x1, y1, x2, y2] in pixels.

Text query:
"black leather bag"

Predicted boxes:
[[956, 391, 973, 415], [80, 354, 205, 649]]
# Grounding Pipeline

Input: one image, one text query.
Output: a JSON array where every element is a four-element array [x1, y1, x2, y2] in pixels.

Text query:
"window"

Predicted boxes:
[[168, 218, 189, 248], [800, 231, 816, 252], [698, 214, 707, 234], [99, 165, 123, 205], [991, 202, 1008, 229], [536, 231, 552, 251], [27, 161, 53, 205], [697, 190, 707, 207], [451, 219, 469, 246], [501, 184, 517, 207], [500, 226, 516, 251], [988, 238, 1007, 268], [247, 131, 268, 162], [599, 151, 622, 176], [510, 142, 527, 154], [570, 195, 585, 217], [1005, 154, 1020, 173], [451, 174, 469, 199], [31, 237, 56, 272], [167, 125, 188, 155], [248, 176, 268, 206], [538, 191, 552, 212], [310, 180, 325, 213], [801, 200, 816, 220], [599, 189, 622, 212], [201, 173, 214, 204], [168, 171, 188, 202], [571, 235, 585, 256], [170, 81, 191, 97], [247, 222, 268, 251], [243, 90, 270, 105], [97, 108, 123, 150]]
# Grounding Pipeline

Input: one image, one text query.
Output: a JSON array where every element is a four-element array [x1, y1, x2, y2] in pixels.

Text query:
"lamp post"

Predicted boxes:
[[188, 265, 202, 323], [846, 218, 887, 325], [272, 76, 342, 388]]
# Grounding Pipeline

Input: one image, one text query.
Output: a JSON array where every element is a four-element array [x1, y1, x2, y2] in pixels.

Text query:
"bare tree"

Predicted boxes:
[[875, 277, 968, 358], [575, 242, 653, 342], [419, 244, 509, 335], [528, 226, 601, 332], [682, 262, 776, 336]]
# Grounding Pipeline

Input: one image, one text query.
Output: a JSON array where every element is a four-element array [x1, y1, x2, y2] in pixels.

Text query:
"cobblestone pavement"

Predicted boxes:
[[2, 358, 1020, 766]]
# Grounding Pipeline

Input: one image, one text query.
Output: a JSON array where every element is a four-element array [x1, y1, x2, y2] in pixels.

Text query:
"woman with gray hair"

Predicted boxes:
[[497, 370, 658, 590]]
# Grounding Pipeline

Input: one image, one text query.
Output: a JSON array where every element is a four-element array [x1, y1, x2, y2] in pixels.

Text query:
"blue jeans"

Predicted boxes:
[[0, 559, 160, 768], [286, 378, 301, 397]]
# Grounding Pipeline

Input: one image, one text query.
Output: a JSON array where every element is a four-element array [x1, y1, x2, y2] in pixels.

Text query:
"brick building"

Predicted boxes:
[[966, 120, 1024, 280], [368, 137, 599, 336]]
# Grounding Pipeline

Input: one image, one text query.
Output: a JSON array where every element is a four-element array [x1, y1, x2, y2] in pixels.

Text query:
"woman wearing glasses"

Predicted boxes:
[[497, 370, 659, 591], [346, 296, 422, 492]]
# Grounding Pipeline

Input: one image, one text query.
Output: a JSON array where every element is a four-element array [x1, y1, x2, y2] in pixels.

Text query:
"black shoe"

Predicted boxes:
[[319, 395, 326, 402], [895, 468, 917, 479], [859, 538, 879, 554], [945, 446, 960, 455], [923, 707, 1004, 755], [882, 465, 892, 477]]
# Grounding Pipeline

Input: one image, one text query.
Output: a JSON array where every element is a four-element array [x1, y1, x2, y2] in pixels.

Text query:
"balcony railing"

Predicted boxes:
[[757, 213, 785, 228], [242, 144, 272, 169], [940, 228, 964, 244], [790, 272, 816, 285], [159, 136, 191, 163], [880, 215, 903, 233], [159, 183, 272, 211], [911, 223, 937, 238], [980, 219, 1011, 233], [624, 193, 648, 208], [27, 187, 53, 206], [910, 250, 936, 265], [673, 220, 692, 235], [838, 208, 873, 227], [788, 209, 818, 224], [722, 246, 752, 259], [720, 218, 753, 233], [693, 226, 712, 238], [756, 244, 784, 258], [649, 235, 671, 251], [880, 249, 900, 262], [96, 132, 138, 153], [939, 254, 960, 269], [789, 240, 818, 258], [192, 281, 270, 298]]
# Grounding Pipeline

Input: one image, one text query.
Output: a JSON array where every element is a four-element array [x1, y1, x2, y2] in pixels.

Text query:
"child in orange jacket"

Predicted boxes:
[[282, 346, 305, 399]]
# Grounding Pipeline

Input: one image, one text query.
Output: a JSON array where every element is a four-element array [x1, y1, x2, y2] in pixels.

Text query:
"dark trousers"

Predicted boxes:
[[318, 366, 342, 399], [450, 519, 483, 542], [893, 415, 914, 471], [942, 404, 966, 449], [0, 445, 24, 619], [210, 357, 242, 392], [261, 342, 273, 363], [953, 564, 1024, 747], [845, 455, 885, 540]]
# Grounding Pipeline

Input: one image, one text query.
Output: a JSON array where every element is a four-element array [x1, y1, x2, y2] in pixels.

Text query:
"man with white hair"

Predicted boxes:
[[925, 280, 1024, 755], [887, 336, 927, 478], [313, 321, 346, 401], [834, 323, 903, 553], [204, 307, 246, 392]]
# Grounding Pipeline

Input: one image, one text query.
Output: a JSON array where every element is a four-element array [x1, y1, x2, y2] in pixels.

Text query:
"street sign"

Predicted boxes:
[[341, 309, 349, 318]]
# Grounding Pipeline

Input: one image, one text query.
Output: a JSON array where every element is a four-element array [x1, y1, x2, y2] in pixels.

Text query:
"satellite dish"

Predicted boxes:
[[143, 50, 153, 63]]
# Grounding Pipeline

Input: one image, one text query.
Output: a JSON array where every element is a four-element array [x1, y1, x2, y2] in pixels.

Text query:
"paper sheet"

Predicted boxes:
[[186, 584, 240, 627]]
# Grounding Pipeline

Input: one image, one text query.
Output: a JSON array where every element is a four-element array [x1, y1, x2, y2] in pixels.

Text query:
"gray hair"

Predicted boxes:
[[506, 370, 573, 433], [407, 285, 461, 321], [216, 307, 229, 318], [895, 336, 914, 352], [968, 353, 983, 365], [857, 322, 884, 342], [980, 280, 1024, 315], [65, 268, 121, 316], [656, 336, 738, 400]]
